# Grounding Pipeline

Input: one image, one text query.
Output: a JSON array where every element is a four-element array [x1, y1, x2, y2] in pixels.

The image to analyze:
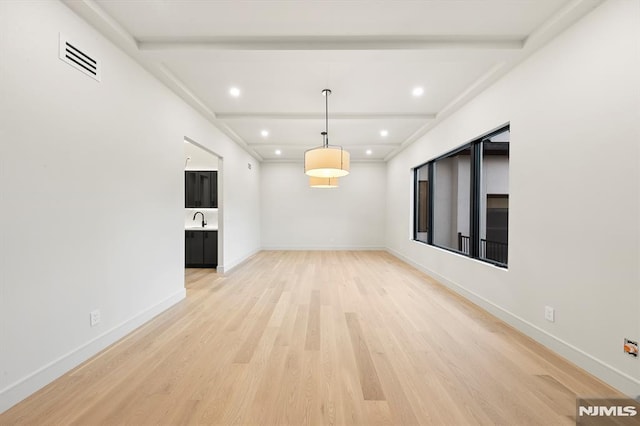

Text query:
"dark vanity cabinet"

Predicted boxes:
[[185, 171, 217, 208], [185, 230, 217, 268]]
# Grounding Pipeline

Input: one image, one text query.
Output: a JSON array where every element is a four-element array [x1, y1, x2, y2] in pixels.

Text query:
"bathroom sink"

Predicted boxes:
[[185, 225, 218, 231]]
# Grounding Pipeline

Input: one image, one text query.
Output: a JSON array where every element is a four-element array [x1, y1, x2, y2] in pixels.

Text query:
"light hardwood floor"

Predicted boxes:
[[1, 251, 622, 425]]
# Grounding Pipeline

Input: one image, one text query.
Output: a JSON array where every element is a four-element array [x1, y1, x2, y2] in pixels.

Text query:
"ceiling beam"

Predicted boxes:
[[215, 112, 436, 120], [247, 143, 400, 148], [138, 36, 524, 51]]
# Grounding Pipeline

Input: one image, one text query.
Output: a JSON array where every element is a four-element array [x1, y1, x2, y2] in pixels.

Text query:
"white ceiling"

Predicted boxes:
[[65, 0, 603, 161]]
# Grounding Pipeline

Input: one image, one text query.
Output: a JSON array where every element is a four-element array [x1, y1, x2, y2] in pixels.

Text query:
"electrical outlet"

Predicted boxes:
[[624, 339, 638, 357], [90, 309, 100, 327], [544, 306, 555, 322]]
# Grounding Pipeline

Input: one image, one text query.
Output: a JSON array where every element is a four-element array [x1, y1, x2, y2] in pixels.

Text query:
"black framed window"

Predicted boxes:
[[413, 125, 510, 267], [414, 163, 431, 244]]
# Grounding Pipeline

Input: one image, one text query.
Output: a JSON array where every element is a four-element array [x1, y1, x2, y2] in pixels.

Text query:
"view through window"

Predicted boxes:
[[413, 125, 509, 267]]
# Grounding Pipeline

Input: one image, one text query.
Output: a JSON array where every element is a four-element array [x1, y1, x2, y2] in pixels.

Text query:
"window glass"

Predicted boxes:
[[480, 130, 509, 264], [432, 146, 471, 254], [415, 163, 429, 243]]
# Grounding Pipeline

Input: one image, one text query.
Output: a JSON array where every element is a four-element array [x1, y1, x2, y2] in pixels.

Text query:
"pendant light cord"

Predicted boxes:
[[323, 89, 331, 148], [325, 90, 328, 147]]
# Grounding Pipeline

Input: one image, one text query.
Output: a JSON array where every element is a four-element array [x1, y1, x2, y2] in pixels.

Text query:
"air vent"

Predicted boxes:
[[59, 34, 100, 81]]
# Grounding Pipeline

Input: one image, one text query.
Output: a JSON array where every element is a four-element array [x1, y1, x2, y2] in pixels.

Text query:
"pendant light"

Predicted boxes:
[[304, 89, 350, 178], [309, 132, 339, 188], [309, 176, 339, 188]]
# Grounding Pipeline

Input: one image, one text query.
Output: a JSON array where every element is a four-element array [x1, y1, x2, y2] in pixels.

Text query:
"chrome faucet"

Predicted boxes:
[[193, 211, 206, 228]]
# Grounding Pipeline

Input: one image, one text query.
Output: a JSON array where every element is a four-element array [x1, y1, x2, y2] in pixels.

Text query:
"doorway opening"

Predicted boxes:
[[183, 138, 223, 286]]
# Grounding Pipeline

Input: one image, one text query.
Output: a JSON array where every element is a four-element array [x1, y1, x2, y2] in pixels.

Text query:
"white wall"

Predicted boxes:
[[386, 0, 640, 396], [0, 0, 260, 412], [185, 209, 218, 229], [184, 141, 218, 171], [261, 162, 386, 249]]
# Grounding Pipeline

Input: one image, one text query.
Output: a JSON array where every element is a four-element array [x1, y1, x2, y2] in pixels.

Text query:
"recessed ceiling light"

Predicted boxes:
[[275, 149, 282, 155], [380, 130, 388, 137], [261, 130, 269, 137], [229, 87, 241, 97], [412, 87, 424, 97], [366, 149, 373, 155]]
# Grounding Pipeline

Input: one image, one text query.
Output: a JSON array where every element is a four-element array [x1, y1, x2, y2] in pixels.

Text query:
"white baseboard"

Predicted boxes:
[[219, 248, 261, 274], [0, 288, 186, 414], [386, 248, 640, 398], [219, 247, 386, 273], [261, 246, 386, 251]]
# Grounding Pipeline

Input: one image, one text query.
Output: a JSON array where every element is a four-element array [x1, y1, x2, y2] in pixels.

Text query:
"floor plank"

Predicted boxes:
[[344, 312, 386, 402]]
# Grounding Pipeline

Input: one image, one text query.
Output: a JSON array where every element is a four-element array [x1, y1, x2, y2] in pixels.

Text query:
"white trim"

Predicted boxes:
[[215, 112, 436, 120], [220, 248, 261, 274], [220, 247, 386, 273], [261, 246, 386, 251], [386, 248, 640, 398], [138, 36, 523, 51], [0, 289, 186, 414]]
